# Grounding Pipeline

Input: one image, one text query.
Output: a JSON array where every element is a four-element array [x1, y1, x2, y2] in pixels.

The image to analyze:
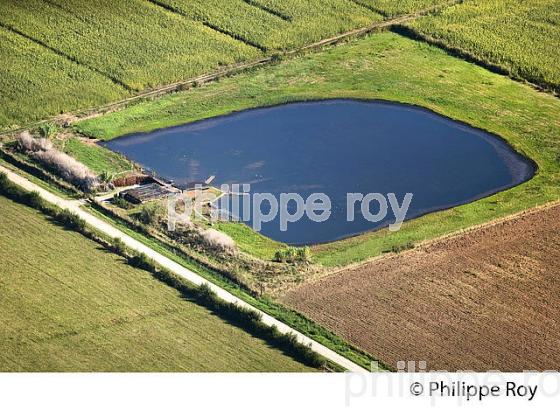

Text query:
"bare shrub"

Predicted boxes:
[[17, 131, 53, 152], [33, 150, 99, 191], [16, 132, 99, 192], [200, 228, 236, 254]]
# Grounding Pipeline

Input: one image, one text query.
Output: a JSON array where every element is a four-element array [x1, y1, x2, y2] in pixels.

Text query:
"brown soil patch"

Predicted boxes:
[[283, 204, 560, 371]]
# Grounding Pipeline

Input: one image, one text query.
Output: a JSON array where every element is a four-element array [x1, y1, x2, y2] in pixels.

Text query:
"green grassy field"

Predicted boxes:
[[404, 0, 560, 93], [0, 0, 382, 131], [59, 138, 132, 175], [215, 221, 286, 261], [0, 195, 312, 371], [76, 32, 560, 267]]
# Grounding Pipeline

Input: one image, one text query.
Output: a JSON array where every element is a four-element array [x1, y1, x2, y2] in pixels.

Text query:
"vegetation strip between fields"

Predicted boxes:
[[0, 165, 368, 372]]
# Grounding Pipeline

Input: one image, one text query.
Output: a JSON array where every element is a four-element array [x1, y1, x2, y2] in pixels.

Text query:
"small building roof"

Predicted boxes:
[[121, 183, 172, 203]]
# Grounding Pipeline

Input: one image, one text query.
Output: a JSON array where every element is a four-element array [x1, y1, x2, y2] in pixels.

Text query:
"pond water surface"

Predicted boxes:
[[103, 100, 534, 245]]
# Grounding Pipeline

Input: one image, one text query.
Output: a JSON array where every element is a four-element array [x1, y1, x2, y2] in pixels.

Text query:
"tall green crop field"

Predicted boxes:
[[0, 27, 126, 130], [405, 0, 560, 92], [351, 0, 451, 17], [152, 0, 380, 50], [0, 0, 258, 91]]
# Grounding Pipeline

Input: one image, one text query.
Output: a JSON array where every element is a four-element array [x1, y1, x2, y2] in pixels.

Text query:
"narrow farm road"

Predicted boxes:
[[0, 165, 367, 372]]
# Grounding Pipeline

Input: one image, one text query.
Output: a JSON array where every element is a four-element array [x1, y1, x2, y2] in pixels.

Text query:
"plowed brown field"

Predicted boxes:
[[283, 204, 560, 371]]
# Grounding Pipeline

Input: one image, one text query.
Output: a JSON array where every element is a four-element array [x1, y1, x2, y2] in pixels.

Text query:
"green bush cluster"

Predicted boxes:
[[112, 194, 132, 209], [274, 246, 311, 263], [389, 241, 415, 253], [55, 208, 87, 231], [109, 237, 127, 255], [134, 206, 161, 225], [38, 122, 60, 139]]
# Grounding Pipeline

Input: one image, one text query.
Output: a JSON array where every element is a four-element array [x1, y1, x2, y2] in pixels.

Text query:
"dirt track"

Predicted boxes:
[[283, 203, 560, 371]]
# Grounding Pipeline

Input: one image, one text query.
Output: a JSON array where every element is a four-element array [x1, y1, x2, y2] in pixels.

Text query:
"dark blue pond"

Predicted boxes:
[[103, 100, 534, 245]]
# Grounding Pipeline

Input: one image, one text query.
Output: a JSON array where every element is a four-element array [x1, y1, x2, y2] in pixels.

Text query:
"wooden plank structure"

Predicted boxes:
[[173, 181, 210, 192]]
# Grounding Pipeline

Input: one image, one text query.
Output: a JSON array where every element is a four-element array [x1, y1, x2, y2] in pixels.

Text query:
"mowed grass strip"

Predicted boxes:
[[0, 195, 311, 371], [0, 0, 259, 91], [0, 27, 126, 131], [404, 0, 560, 92], [77, 32, 560, 266]]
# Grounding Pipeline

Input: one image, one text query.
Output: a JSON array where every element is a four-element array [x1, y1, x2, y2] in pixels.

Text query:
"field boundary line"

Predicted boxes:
[[0, 0, 462, 136], [323, 199, 560, 280], [0, 164, 367, 373], [0, 23, 133, 91], [145, 0, 268, 51], [347, 0, 388, 17], [243, 0, 292, 22]]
